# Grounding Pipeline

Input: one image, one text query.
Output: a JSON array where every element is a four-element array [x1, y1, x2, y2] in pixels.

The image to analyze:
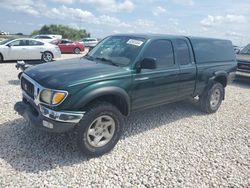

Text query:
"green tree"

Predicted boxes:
[[31, 24, 90, 40]]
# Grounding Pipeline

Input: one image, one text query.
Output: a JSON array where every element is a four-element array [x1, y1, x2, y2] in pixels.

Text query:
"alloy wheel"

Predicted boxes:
[[210, 88, 221, 109], [86, 115, 116, 148], [42, 52, 53, 62]]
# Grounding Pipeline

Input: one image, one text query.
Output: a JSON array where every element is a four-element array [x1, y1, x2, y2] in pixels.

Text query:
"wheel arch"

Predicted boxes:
[[205, 71, 227, 100], [209, 71, 228, 87], [43, 51, 54, 58], [74, 87, 131, 116]]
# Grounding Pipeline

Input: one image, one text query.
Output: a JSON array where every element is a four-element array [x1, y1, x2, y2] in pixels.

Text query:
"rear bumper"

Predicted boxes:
[[14, 100, 83, 133], [53, 50, 61, 59]]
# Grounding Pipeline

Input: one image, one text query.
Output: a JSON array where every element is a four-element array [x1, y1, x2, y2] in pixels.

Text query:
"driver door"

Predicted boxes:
[[7, 39, 27, 60], [131, 39, 180, 111]]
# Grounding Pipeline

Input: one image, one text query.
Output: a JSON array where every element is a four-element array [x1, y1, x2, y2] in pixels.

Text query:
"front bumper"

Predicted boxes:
[[227, 72, 236, 84], [14, 100, 84, 133], [236, 69, 250, 77]]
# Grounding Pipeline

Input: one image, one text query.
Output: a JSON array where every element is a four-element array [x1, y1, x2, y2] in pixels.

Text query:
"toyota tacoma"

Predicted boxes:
[[15, 34, 237, 157]]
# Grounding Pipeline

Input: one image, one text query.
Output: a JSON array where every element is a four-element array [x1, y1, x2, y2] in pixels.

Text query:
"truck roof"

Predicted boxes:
[[111, 33, 231, 42]]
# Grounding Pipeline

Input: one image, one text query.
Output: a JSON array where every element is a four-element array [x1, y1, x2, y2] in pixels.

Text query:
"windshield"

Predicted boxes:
[[86, 36, 146, 66], [240, 44, 250, 54], [0, 38, 13, 45]]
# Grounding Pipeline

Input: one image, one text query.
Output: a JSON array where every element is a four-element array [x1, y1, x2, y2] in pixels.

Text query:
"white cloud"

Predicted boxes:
[[172, 0, 194, 6], [134, 19, 154, 28], [51, 0, 74, 4], [178, 29, 187, 34], [45, 5, 131, 28], [80, 0, 135, 12], [45, 5, 96, 21], [201, 14, 247, 27], [153, 6, 166, 16], [112, 30, 121, 34], [118, 0, 134, 12], [225, 31, 243, 38], [98, 15, 131, 27], [0, 0, 45, 16], [169, 18, 178, 25], [16, 5, 40, 16]]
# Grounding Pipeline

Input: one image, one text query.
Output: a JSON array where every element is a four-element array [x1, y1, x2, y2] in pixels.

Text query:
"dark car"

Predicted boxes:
[[236, 44, 250, 77], [15, 34, 237, 157]]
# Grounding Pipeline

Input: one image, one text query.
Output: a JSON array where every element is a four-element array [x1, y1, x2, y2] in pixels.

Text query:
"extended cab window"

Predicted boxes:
[[176, 39, 191, 65], [143, 39, 174, 68]]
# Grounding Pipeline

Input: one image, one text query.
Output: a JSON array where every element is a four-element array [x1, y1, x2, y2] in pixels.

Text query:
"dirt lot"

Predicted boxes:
[[0, 57, 249, 187]]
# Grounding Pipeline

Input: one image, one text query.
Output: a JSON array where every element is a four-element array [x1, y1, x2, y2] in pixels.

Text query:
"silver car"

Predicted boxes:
[[80, 38, 99, 48], [0, 38, 61, 63]]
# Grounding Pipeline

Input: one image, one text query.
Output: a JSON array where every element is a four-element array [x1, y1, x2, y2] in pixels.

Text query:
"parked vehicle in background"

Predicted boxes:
[[34, 34, 62, 43], [80, 38, 98, 48], [57, 39, 84, 54], [236, 44, 250, 77], [0, 38, 61, 63], [0, 31, 9, 35], [233, 45, 241, 54], [15, 34, 237, 157]]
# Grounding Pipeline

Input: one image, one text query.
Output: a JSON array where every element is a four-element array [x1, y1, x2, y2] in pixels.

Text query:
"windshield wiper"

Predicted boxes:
[[94, 57, 119, 66]]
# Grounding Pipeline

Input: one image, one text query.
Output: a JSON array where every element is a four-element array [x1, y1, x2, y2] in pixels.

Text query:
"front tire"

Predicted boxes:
[[76, 102, 124, 157], [199, 82, 224, 113]]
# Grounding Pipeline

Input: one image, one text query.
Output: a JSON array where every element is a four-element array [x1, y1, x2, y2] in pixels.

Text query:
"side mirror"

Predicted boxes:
[[140, 58, 156, 70], [6, 44, 11, 47]]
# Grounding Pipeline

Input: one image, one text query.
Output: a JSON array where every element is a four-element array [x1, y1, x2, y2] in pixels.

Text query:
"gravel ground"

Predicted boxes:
[[0, 61, 249, 187]]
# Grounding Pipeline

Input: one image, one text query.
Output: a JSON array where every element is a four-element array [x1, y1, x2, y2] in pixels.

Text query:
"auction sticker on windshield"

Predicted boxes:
[[126, 39, 144, 46]]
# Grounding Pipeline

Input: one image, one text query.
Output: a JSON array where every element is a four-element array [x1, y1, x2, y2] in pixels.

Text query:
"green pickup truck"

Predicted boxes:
[[15, 34, 237, 157]]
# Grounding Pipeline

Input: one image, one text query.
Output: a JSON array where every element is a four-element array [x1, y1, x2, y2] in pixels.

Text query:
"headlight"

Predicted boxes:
[[40, 89, 67, 105]]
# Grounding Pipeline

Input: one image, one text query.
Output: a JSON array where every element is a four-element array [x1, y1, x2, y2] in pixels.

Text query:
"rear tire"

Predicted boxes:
[[42, 51, 53, 62], [76, 101, 124, 157], [199, 82, 224, 113], [74, 48, 81, 54]]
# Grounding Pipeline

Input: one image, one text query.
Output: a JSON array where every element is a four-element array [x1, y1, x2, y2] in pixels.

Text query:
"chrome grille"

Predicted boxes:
[[21, 77, 35, 99]]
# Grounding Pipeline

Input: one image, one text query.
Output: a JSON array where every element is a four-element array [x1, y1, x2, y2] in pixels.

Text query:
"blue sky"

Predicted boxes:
[[0, 0, 249, 45]]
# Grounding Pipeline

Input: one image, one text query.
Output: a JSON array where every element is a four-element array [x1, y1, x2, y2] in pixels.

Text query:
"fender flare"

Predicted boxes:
[[208, 71, 228, 86], [206, 71, 227, 99], [73, 86, 131, 115]]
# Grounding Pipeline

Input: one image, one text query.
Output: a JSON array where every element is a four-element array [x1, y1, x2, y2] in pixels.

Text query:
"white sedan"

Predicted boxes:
[[0, 38, 61, 63]]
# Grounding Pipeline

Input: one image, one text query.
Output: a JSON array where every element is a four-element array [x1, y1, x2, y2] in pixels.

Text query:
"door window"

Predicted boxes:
[[28, 40, 44, 46], [143, 39, 174, 68], [9, 40, 28, 46], [176, 39, 191, 65]]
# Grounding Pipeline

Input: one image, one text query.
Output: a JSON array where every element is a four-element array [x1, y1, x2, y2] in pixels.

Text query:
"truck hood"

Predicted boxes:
[[24, 58, 130, 89]]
